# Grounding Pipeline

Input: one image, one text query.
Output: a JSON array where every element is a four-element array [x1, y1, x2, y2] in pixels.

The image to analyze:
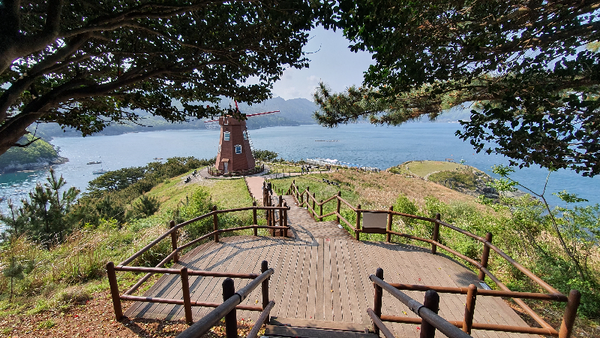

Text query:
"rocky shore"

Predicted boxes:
[[389, 160, 526, 201], [0, 156, 68, 174]]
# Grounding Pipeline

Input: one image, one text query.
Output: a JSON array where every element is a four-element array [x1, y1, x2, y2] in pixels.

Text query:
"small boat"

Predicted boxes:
[[93, 169, 107, 175], [87, 161, 102, 165], [153, 157, 163, 160]]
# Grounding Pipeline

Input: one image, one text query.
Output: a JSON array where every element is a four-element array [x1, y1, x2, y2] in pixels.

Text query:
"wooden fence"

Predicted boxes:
[[177, 261, 275, 338], [106, 203, 289, 328], [283, 180, 580, 338]]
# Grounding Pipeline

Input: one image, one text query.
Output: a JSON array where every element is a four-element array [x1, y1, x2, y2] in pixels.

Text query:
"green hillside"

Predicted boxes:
[[0, 136, 62, 172]]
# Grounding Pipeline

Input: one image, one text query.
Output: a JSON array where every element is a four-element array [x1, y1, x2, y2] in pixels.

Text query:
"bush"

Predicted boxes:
[[428, 170, 479, 190], [179, 188, 215, 240], [393, 194, 419, 226], [132, 195, 161, 218]]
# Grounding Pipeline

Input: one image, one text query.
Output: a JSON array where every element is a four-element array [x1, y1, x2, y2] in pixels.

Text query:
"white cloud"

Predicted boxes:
[[271, 27, 372, 100]]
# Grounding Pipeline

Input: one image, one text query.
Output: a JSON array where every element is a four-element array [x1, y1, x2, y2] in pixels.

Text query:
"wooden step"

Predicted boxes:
[[264, 325, 378, 338], [265, 317, 377, 338], [270, 317, 370, 332]]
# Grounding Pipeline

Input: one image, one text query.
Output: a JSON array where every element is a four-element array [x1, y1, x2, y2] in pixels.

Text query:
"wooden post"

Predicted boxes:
[[278, 196, 284, 235], [312, 193, 316, 218], [336, 191, 341, 223], [170, 220, 179, 263], [213, 205, 219, 243], [181, 267, 193, 324], [355, 204, 361, 241], [373, 268, 383, 335], [463, 284, 477, 334], [253, 201, 258, 236], [283, 202, 288, 237], [305, 186, 309, 207], [420, 290, 440, 338], [261, 261, 270, 324], [263, 182, 268, 206], [223, 278, 237, 338], [431, 213, 440, 254], [386, 206, 393, 243], [479, 232, 493, 281], [319, 199, 323, 221], [559, 290, 581, 338], [106, 262, 123, 320]]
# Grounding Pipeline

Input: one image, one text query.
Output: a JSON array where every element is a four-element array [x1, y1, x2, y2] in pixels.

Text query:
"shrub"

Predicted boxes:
[[393, 194, 419, 226], [132, 194, 161, 218]]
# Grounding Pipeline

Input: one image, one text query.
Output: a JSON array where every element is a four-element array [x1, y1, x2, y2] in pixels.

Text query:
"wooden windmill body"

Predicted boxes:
[[210, 110, 278, 175]]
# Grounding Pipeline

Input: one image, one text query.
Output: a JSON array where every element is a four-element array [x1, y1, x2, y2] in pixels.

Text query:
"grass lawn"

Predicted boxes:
[[401, 160, 470, 177]]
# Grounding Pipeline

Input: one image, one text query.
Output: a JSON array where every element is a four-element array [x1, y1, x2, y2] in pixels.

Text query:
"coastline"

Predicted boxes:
[[0, 156, 69, 174]]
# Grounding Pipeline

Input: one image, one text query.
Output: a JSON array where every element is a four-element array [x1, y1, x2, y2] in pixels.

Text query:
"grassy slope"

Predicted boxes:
[[273, 167, 483, 209], [0, 172, 252, 316]]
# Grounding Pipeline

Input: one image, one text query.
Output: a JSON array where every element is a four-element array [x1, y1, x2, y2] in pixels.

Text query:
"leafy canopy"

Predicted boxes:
[[0, 0, 318, 155], [315, 0, 600, 176]]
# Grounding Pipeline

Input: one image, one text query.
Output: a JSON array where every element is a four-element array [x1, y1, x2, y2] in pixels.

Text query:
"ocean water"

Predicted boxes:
[[1, 123, 598, 220]]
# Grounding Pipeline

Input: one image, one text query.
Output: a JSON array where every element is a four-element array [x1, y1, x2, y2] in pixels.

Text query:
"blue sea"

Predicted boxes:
[[1, 123, 598, 224]]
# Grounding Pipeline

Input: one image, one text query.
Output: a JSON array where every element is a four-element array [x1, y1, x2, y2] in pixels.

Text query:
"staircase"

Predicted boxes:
[[265, 317, 378, 338]]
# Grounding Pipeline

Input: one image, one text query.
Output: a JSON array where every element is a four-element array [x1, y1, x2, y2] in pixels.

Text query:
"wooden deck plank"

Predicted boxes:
[[323, 238, 333, 322], [285, 243, 303, 318], [346, 239, 372, 327], [299, 243, 313, 319], [335, 239, 352, 322], [315, 238, 325, 321], [282, 243, 302, 318], [339, 239, 358, 323], [267, 240, 288, 319], [272, 242, 296, 319], [305, 242, 318, 320], [340, 240, 366, 326]]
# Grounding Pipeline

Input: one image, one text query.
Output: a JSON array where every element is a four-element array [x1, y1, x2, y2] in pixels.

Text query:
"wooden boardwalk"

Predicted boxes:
[[125, 195, 535, 337]]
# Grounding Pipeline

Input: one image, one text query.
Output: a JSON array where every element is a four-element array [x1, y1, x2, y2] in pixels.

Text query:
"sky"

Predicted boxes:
[[271, 26, 374, 101]]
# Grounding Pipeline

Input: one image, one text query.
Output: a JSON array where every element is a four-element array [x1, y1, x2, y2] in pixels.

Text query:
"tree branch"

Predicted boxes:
[[0, 34, 92, 122]]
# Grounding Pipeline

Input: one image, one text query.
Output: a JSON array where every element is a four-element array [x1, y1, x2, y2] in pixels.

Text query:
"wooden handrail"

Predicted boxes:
[[178, 267, 275, 338], [118, 204, 289, 267], [287, 180, 566, 294], [388, 282, 568, 301], [247, 301, 276, 338], [370, 273, 472, 338]]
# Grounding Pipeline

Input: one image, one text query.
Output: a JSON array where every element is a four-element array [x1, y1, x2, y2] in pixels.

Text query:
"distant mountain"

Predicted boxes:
[[32, 97, 319, 139], [31, 97, 473, 140], [231, 97, 318, 129]]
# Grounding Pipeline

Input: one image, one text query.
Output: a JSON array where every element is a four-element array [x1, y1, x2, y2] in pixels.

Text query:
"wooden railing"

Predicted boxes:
[[283, 180, 580, 337], [106, 204, 289, 324], [178, 261, 275, 338], [369, 268, 472, 338]]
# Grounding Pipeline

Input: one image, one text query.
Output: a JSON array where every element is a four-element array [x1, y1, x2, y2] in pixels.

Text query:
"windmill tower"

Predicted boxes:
[[207, 107, 278, 175]]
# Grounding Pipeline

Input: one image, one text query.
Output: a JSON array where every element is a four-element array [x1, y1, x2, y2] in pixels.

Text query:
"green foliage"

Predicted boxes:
[[86, 167, 146, 195], [393, 194, 418, 226], [2, 257, 33, 300], [253, 149, 279, 162], [37, 319, 56, 330], [0, 0, 318, 156], [131, 195, 161, 219], [179, 188, 214, 240], [1, 169, 79, 245], [481, 166, 600, 317], [428, 170, 478, 190], [317, 1, 600, 176], [0, 135, 58, 169], [72, 157, 210, 227]]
